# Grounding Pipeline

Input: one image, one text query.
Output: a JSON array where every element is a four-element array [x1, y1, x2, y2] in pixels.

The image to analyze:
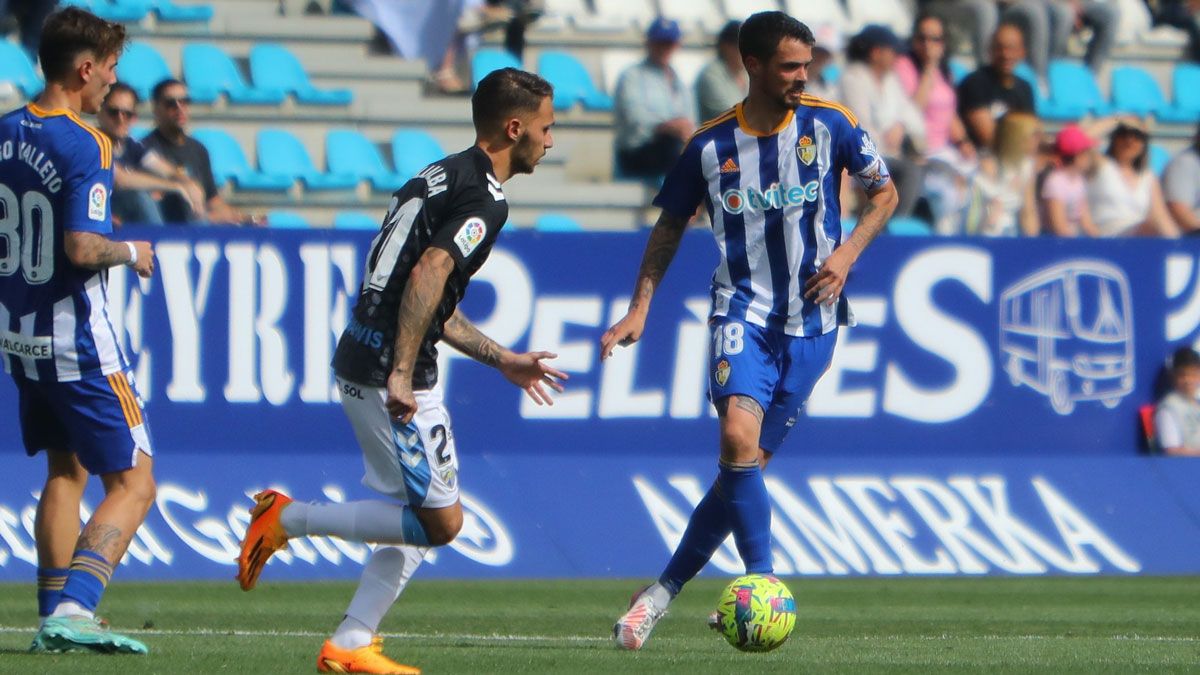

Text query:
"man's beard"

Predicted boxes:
[[773, 81, 805, 111], [511, 134, 540, 175]]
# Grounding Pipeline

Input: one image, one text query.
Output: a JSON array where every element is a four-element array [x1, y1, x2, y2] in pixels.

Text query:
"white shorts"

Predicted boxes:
[[337, 378, 460, 509]]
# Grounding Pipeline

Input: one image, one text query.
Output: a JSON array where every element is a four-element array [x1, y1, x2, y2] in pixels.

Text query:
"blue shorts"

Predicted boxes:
[[708, 317, 837, 453], [14, 370, 154, 475]]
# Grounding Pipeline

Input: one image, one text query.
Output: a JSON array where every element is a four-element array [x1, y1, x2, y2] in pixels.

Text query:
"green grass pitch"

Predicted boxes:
[[0, 577, 1197, 673]]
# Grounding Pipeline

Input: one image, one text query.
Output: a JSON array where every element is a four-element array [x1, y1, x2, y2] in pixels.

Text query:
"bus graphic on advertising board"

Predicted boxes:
[[999, 261, 1134, 415]]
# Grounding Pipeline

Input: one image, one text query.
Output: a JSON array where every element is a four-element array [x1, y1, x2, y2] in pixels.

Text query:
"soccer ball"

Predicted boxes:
[[715, 574, 796, 652]]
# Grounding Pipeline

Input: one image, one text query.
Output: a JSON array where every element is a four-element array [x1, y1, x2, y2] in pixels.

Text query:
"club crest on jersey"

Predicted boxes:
[[88, 183, 107, 221], [715, 359, 731, 387], [454, 217, 487, 257], [796, 135, 816, 166]]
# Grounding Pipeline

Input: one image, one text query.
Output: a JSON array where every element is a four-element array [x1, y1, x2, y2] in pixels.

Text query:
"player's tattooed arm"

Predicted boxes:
[[393, 248, 456, 380], [629, 211, 689, 315], [442, 309, 505, 367], [65, 232, 155, 278], [804, 181, 898, 306]]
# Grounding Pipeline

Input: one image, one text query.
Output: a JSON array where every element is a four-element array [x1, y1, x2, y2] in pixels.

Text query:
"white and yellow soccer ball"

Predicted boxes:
[[715, 574, 796, 652]]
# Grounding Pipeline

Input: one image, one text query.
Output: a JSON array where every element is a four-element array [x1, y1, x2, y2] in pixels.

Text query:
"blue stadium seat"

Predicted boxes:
[[1171, 63, 1200, 120], [1150, 143, 1171, 177], [145, 0, 213, 22], [1012, 62, 1049, 116], [77, 0, 150, 22], [182, 44, 284, 105], [0, 42, 43, 98], [1041, 60, 1111, 121], [471, 49, 522, 90], [117, 42, 172, 102], [334, 211, 380, 230], [537, 51, 612, 111], [190, 128, 293, 191], [887, 217, 933, 236], [249, 44, 353, 106], [391, 129, 446, 181], [257, 129, 358, 191], [1111, 65, 1194, 123], [534, 213, 582, 232], [326, 130, 407, 192], [266, 210, 311, 228], [949, 59, 970, 85]]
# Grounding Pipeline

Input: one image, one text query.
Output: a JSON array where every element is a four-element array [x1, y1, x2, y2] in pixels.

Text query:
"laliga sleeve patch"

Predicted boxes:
[[453, 217, 487, 257], [88, 183, 108, 221]]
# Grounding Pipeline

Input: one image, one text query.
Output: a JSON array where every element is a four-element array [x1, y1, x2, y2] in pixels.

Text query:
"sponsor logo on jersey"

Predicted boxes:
[[715, 359, 730, 387], [720, 181, 819, 215], [719, 157, 740, 174], [454, 217, 487, 257], [88, 182, 107, 221], [797, 135, 816, 166]]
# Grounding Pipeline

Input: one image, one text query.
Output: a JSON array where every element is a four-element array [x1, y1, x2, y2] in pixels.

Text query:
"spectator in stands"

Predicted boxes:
[[433, 0, 542, 95], [0, 0, 57, 62], [1163, 123, 1200, 234], [1000, 1, 1117, 81], [143, 79, 256, 225], [804, 22, 843, 101], [897, 12, 966, 156], [964, 111, 1040, 236], [916, 0, 998, 67], [1087, 118, 1179, 237], [1154, 346, 1200, 456], [1039, 124, 1100, 237], [1149, 0, 1199, 62], [695, 20, 746, 123], [613, 17, 694, 181], [957, 23, 1036, 149], [98, 83, 204, 226], [841, 24, 925, 218]]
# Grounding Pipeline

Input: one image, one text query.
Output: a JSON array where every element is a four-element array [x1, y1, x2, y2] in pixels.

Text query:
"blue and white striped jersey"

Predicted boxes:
[[655, 96, 891, 337], [0, 103, 127, 382]]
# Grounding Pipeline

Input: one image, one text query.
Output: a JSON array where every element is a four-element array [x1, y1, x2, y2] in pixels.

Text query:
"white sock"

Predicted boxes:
[[334, 545, 428, 648], [645, 582, 673, 608], [50, 600, 94, 620], [287, 501, 423, 544]]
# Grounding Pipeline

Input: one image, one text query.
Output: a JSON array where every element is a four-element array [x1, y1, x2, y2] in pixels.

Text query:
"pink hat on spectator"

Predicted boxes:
[[1055, 125, 1095, 157]]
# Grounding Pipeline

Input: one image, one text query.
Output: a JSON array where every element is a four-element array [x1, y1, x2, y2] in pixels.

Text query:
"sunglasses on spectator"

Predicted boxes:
[[161, 97, 192, 109], [102, 106, 136, 119], [916, 34, 944, 42]]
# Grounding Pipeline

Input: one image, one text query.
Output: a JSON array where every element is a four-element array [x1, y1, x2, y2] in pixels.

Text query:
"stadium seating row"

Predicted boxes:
[[1010, 60, 1200, 123], [60, 0, 212, 23], [0, 40, 352, 107], [183, 126, 446, 194]]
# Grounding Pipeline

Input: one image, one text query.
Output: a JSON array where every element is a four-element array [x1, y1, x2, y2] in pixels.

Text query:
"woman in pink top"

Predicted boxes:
[[1040, 125, 1100, 237], [895, 12, 964, 155]]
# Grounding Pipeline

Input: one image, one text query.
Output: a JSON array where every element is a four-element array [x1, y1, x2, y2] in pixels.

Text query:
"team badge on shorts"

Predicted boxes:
[[715, 359, 731, 387], [797, 135, 816, 166]]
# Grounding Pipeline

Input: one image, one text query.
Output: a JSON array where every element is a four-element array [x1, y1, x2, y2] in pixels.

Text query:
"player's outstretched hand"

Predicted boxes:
[[600, 311, 648, 361], [804, 246, 855, 307], [500, 351, 567, 406], [386, 370, 418, 424], [131, 241, 155, 279]]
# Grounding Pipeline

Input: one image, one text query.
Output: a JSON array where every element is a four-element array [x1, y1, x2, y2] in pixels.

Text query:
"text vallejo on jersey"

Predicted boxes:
[[720, 181, 819, 215]]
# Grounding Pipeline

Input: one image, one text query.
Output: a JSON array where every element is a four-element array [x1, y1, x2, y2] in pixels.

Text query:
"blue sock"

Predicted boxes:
[[658, 482, 731, 596], [718, 460, 773, 574], [59, 550, 112, 613], [36, 567, 68, 618]]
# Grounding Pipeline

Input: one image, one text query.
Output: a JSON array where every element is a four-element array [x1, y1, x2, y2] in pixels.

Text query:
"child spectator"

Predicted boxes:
[[1155, 347, 1200, 456], [1040, 124, 1099, 237]]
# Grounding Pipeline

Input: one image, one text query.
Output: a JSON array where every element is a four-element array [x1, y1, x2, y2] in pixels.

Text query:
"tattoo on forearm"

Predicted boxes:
[[393, 255, 454, 376], [66, 233, 128, 270], [630, 213, 687, 311], [76, 523, 123, 562], [443, 311, 503, 367]]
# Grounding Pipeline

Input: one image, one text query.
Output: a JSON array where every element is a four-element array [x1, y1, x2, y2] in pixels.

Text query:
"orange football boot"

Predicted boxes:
[[317, 637, 421, 674], [236, 489, 293, 591]]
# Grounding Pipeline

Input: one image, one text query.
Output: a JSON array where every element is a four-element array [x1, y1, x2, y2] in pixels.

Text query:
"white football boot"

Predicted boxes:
[[613, 584, 669, 650]]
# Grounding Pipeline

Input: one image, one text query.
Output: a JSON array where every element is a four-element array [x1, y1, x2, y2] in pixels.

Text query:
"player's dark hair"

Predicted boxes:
[[105, 81, 138, 105], [39, 7, 127, 82], [471, 68, 553, 137], [151, 78, 185, 103], [1173, 347, 1200, 373], [738, 11, 814, 64]]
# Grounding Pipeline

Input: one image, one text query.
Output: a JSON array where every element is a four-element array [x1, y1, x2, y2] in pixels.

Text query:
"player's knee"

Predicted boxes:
[[424, 510, 463, 546], [719, 425, 760, 462]]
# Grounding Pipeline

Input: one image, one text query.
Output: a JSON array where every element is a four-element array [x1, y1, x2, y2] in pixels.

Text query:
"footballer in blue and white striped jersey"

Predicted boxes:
[[654, 96, 890, 337], [0, 102, 127, 382]]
